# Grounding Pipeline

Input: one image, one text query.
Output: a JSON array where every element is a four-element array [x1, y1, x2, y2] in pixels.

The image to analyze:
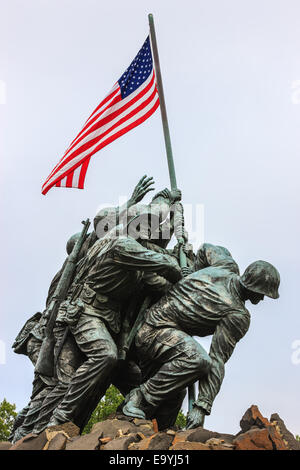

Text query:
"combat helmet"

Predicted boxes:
[[240, 260, 280, 299], [66, 232, 81, 255]]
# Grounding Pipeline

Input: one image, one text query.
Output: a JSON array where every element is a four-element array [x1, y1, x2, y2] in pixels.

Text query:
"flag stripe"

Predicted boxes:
[[60, 73, 155, 168], [43, 86, 158, 193], [78, 156, 91, 189], [85, 83, 119, 125], [43, 87, 123, 187], [43, 95, 159, 195], [62, 69, 155, 164], [43, 78, 157, 190], [42, 89, 159, 194], [68, 89, 122, 151], [72, 164, 82, 188]]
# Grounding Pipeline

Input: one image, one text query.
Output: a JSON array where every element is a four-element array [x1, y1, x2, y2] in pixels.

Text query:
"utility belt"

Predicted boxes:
[[56, 283, 121, 333]]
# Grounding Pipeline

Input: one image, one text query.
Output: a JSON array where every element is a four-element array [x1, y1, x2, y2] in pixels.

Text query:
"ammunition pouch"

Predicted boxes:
[[56, 298, 84, 327], [57, 283, 122, 333]]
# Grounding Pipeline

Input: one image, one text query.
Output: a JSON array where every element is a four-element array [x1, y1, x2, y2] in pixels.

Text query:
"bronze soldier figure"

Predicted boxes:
[[27, 182, 181, 434], [11, 175, 156, 440], [46, 190, 182, 429], [10, 233, 87, 442], [122, 243, 280, 430]]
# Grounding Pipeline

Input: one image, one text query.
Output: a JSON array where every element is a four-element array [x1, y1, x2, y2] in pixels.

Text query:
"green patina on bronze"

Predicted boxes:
[[122, 244, 280, 428], [10, 177, 187, 441], [9, 15, 281, 444]]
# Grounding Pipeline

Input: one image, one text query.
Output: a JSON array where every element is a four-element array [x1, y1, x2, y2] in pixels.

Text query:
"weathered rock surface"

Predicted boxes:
[[270, 413, 300, 450], [187, 427, 234, 444], [90, 418, 137, 439], [205, 438, 235, 450], [65, 431, 102, 450], [240, 405, 270, 433], [128, 432, 173, 450], [5, 405, 297, 451], [234, 428, 274, 450], [234, 406, 289, 451], [102, 433, 140, 450], [171, 441, 210, 450], [46, 421, 80, 438], [47, 433, 68, 450], [9, 431, 47, 451], [0, 441, 12, 450]]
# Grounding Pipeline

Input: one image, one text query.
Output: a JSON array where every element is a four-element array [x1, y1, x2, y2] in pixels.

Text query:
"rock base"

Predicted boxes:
[[2, 405, 298, 451]]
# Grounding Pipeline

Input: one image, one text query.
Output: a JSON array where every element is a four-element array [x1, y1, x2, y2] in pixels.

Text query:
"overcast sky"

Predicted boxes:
[[1, 0, 300, 435]]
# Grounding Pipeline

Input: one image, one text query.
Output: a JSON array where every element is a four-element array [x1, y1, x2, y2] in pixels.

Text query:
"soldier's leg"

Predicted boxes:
[[32, 325, 85, 434], [10, 336, 44, 441], [12, 381, 55, 442], [9, 404, 30, 441], [112, 360, 142, 396], [154, 389, 187, 430], [50, 315, 118, 426], [11, 332, 58, 442], [123, 324, 211, 420]]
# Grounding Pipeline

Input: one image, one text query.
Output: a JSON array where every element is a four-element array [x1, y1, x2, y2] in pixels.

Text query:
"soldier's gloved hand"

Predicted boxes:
[[186, 406, 206, 429], [169, 189, 182, 204], [130, 175, 155, 204], [181, 267, 193, 277]]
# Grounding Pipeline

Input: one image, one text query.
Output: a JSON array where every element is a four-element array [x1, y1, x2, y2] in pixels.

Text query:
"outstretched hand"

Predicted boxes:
[[186, 407, 206, 429], [130, 175, 155, 204], [181, 267, 193, 277]]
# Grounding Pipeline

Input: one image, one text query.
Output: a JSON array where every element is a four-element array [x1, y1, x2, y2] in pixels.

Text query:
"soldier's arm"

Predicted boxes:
[[142, 271, 172, 295], [112, 237, 182, 283], [93, 176, 155, 233], [195, 243, 240, 274], [194, 310, 250, 416]]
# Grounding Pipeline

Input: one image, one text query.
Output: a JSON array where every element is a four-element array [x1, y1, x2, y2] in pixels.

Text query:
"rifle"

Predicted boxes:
[[35, 219, 91, 376], [118, 296, 152, 359]]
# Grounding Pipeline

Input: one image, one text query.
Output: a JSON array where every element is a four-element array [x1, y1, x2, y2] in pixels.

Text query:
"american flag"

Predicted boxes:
[[42, 36, 159, 195]]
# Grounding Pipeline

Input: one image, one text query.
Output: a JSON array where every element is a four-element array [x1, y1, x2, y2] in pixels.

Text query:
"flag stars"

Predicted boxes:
[[118, 36, 153, 98]]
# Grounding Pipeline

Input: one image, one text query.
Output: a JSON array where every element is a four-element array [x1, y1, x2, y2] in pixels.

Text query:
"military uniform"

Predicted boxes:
[[10, 314, 59, 442], [10, 228, 96, 441], [130, 243, 251, 424], [48, 234, 181, 426]]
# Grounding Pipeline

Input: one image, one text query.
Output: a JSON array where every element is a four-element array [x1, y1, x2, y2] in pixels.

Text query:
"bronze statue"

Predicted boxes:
[[11, 176, 160, 440], [45, 187, 182, 429], [11, 175, 281, 439], [122, 243, 280, 429]]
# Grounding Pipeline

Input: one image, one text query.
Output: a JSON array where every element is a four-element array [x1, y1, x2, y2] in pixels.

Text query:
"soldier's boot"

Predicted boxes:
[[8, 405, 30, 442], [11, 425, 37, 444], [122, 387, 152, 419]]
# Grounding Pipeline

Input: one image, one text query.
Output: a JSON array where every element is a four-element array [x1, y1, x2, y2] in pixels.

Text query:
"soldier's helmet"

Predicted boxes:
[[94, 207, 119, 234], [240, 260, 280, 299], [66, 233, 81, 255]]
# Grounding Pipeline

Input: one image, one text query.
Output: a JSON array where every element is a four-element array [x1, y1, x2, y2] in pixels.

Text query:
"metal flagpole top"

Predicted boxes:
[[148, 13, 178, 191]]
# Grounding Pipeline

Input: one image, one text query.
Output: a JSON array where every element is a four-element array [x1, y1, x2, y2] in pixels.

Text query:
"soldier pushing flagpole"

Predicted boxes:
[[148, 13, 196, 413]]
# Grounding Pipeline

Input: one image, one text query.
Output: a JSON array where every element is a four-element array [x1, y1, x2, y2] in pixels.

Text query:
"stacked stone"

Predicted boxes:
[[1, 405, 298, 451]]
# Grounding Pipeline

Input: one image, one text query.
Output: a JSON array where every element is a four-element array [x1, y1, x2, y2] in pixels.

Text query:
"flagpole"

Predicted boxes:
[[148, 13, 177, 191], [148, 13, 196, 414]]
